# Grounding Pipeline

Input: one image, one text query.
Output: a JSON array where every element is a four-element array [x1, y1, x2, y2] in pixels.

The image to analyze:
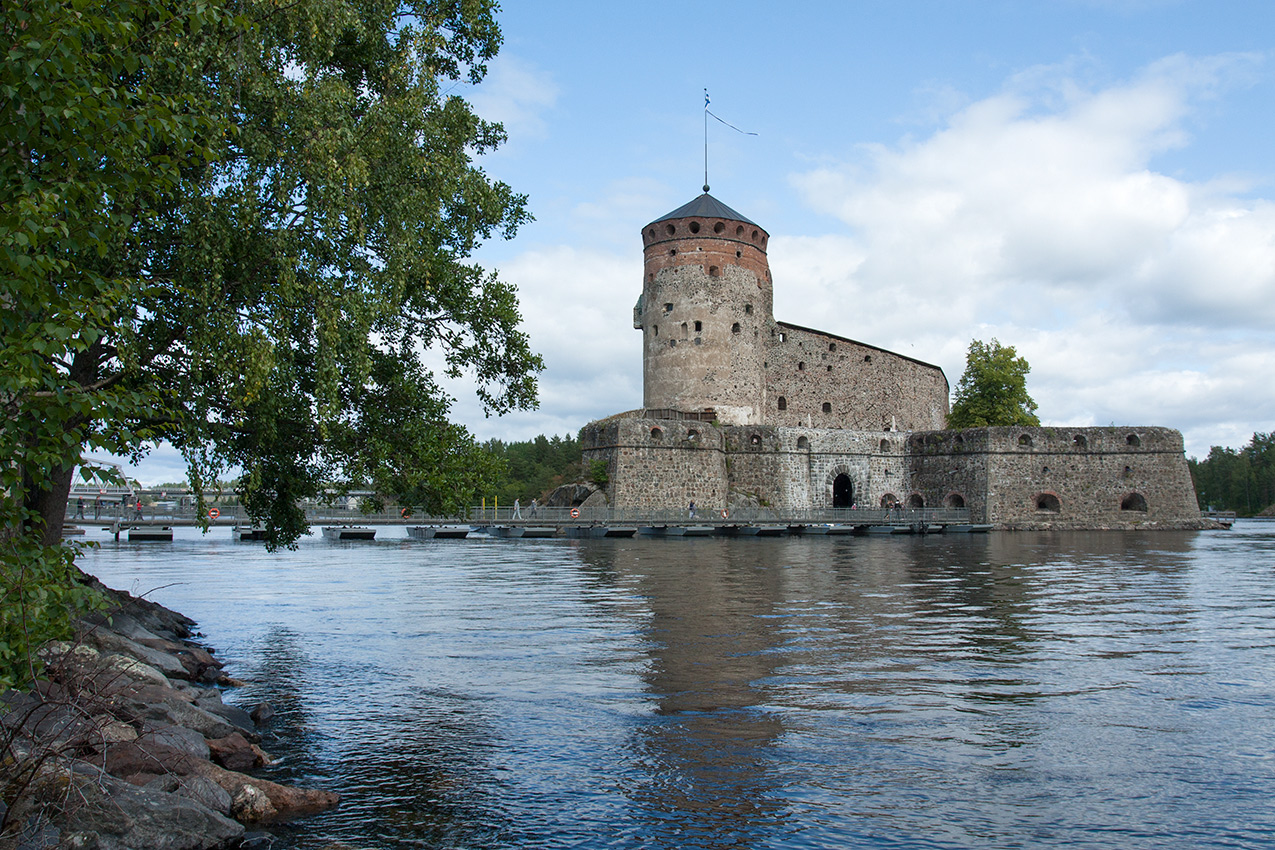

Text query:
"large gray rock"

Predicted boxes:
[[84, 629, 189, 679], [14, 762, 243, 850], [543, 483, 601, 507]]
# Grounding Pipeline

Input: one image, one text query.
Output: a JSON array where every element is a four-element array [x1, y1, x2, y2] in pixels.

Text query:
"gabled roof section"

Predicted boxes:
[[651, 193, 758, 227]]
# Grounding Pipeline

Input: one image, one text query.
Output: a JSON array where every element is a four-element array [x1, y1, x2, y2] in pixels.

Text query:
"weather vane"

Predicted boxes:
[[704, 88, 757, 194]]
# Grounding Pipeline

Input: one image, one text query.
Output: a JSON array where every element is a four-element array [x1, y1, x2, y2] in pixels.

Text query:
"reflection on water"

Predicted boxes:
[[78, 524, 1275, 849]]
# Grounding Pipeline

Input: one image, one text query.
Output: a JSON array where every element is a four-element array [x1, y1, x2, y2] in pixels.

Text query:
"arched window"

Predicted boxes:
[[1126, 433, 1141, 447], [879, 439, 890, 452], [650, 427, 663, 441], [1121, 492, 1148, 512], [687, 429, 700, 442], [880, 493, 898, 508], [907, 494, 925, 509], [1073, 434, 1088, 449], [798, 361, 805, 371], [750, 433, 762, 447], [777, 396, 787, 411], [1035, 493, 1061, 513], [945, 493, 966, 508], [821, 402, 832, 413], [732, 322, 741, 334], [1018, 434, 1034, 447], [797, 436, 809, 449]]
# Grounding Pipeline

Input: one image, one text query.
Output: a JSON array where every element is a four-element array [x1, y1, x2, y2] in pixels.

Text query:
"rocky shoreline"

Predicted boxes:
[[1, 579, 339, 849]]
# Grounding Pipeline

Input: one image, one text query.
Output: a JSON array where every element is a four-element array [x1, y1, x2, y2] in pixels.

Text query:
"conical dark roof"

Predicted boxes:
[[650, 193, 758, 227]]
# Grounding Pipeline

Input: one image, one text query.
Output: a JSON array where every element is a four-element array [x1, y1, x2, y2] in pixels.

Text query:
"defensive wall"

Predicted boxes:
[[763, 322, 948, 432], [580, 420, 1205, 529]]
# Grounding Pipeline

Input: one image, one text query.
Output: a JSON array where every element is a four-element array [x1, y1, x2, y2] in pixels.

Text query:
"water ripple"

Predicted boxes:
[[78, 522, 1275, 849]]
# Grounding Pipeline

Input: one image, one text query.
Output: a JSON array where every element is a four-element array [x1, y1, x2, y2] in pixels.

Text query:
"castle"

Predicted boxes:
[[580, 192, 1205, 529]]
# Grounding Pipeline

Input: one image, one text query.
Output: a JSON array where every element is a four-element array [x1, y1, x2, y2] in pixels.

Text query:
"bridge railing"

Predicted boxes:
[[65, 501, 971, 528], [465, 505, 971, 526]]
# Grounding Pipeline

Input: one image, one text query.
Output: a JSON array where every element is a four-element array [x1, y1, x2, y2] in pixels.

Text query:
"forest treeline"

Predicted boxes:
[[484, 434, 583, 505], [1189, 433, 1275, 516]]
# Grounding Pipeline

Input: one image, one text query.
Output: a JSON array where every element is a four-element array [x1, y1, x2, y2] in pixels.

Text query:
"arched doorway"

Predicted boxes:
[[833, 474, 854, 508]]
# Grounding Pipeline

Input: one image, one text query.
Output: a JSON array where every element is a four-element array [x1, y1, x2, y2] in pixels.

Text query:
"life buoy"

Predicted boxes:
[[400, 508, 411, 519], [208, 507, 220, 519], [570, 508, 580, 519], [720, 509, 729, 519]]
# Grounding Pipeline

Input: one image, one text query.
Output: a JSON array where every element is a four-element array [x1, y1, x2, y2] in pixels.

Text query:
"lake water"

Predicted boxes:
[[78, 521, 1275, 849]]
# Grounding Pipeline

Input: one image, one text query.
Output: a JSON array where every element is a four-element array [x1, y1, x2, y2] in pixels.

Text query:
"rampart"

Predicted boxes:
[[580, 420, 1205, 529]]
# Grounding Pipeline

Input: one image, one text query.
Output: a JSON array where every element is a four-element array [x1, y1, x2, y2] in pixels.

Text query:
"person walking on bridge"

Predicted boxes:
[[513, 498, 522, 519]]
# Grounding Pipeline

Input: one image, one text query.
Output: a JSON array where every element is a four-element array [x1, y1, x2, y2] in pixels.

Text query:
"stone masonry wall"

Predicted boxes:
[[639, 264, 769, 424], [583, 419, 1203, 529], [763, 323, 949, 432], [907, 426, 1202, 528], [582, 418, 729, 510]]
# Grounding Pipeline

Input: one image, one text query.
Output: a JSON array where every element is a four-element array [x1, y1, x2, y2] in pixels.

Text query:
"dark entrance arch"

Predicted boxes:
[[833, 474, 854, 508]]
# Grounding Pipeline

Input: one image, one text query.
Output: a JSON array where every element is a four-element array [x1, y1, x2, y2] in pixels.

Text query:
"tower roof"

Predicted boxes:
[[650, 193, 758, 227]]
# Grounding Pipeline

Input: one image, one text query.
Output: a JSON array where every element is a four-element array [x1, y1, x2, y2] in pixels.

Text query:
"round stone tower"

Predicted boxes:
[[633, 192, 773, 425]]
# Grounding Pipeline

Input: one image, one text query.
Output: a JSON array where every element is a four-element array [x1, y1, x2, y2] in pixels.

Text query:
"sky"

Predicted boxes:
[[118, 0, 1275, 484]]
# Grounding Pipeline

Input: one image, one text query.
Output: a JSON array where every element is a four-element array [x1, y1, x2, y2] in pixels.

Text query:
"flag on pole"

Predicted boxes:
[[703, 89, 757, 136]]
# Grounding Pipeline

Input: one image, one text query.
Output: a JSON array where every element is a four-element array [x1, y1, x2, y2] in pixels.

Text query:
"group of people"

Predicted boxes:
[[511, 498, 538, 519], [71, 494, 143, 521]]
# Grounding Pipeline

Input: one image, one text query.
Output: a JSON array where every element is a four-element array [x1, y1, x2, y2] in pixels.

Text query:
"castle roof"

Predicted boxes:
[[650, 192, 758, 227]]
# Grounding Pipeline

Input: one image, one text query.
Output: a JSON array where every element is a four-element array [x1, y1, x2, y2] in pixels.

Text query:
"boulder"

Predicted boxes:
[[13, 761, 243, 850], [543, 483, 600, 507], [174, 775, 235, 816], [249, 701, 275, 725], [81, 629, 190, 680], [207, 732, 270, 772], [137, 722, 211, 760], [127, 695, 238, 740]]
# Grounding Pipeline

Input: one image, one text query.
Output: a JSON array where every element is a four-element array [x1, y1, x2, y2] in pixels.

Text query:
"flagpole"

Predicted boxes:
[[703, 89, 710, 193]]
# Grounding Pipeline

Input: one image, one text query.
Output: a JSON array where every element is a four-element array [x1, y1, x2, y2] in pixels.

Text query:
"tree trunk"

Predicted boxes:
[[33, 463, 76, 547], [26, 344, 104, 546]]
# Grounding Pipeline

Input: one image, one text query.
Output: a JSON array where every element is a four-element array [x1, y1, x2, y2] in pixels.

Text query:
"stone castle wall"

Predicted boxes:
[[908, 426, 1201, 528], [762, 322, 949, 432], [581, 419, 1203, 529]]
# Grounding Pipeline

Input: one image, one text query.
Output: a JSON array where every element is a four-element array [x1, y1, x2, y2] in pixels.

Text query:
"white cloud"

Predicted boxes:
[[443, 243, 644, 442], [785, 53, 1275, 458], [467, 55, 559, 140]]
